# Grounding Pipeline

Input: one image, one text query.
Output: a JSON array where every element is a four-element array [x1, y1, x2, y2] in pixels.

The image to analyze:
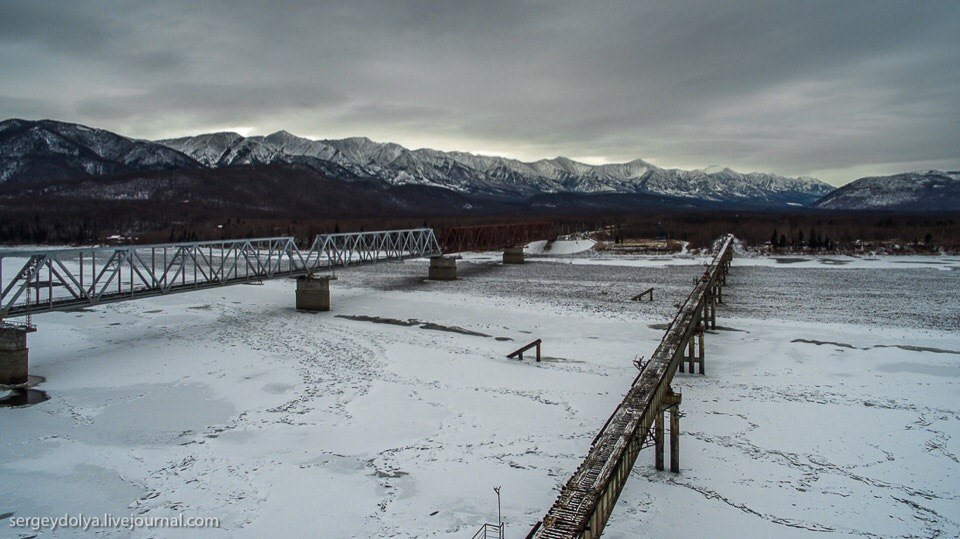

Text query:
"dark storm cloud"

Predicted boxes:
[[1, 0, 957, 184]]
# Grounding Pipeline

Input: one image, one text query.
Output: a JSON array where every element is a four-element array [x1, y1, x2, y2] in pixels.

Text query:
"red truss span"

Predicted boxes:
[[436, 222, 554, 254]]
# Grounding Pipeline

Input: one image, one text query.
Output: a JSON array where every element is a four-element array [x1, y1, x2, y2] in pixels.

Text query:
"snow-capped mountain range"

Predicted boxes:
[[0, 118, 834, 206], [158, 129, 834, 205], [814, 170, 960, 211], [0, 118, 198, 184]]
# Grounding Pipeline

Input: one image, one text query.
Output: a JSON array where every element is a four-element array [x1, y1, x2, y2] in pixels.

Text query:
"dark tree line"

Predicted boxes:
[[1, 192, 958, 252], [769, 227, 836, 250]]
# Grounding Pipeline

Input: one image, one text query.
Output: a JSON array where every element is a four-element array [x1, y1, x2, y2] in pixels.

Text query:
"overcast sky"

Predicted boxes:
[[1, 1, 957, 185]]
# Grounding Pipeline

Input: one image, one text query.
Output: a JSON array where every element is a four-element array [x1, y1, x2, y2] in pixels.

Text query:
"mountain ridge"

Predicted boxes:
[[157, 127, 834, 205], [2, 117, 836, 206], [814, 170, 960, 211], [0, 118, 199, 185]]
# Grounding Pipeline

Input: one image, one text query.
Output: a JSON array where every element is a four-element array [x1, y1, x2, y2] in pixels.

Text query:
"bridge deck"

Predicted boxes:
[[536, 235, 735, 538]]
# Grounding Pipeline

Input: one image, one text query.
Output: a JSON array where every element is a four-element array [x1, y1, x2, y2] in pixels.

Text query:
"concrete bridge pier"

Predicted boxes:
[[0, 323, 33, 386], [428, 256, 458, 280], [296, 274, 336, 312], [502, 247, 525, 264]]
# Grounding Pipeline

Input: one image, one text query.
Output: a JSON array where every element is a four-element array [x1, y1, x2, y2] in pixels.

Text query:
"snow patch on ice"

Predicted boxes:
[[525, 239, 596, 255]]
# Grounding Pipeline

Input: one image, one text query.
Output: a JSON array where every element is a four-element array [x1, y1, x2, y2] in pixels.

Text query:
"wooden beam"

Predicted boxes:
[[631, 287, 654, 301], [698, 329, 705, 374], [670, 405, 680, 473], [655, 410, 664, 471], [507, 338, 542, 362]]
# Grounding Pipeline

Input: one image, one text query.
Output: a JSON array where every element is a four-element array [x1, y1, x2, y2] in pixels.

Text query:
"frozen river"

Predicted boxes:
[[2, 250, 958, 537]]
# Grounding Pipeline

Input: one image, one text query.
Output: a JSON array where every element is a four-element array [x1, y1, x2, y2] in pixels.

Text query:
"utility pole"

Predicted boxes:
[[494, 485, 502, 538]]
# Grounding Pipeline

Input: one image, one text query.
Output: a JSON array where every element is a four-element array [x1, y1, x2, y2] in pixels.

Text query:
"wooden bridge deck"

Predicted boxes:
[[534, 235, 735, 538]]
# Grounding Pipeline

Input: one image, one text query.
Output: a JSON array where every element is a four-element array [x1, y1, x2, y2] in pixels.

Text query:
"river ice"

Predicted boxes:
[[2, 250, 957, 537]]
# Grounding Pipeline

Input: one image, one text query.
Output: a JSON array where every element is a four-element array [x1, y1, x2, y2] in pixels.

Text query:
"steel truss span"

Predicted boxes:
[[0, 228, 440, 318], [533, 235, 735, 539], [436, 222, 553, 253]]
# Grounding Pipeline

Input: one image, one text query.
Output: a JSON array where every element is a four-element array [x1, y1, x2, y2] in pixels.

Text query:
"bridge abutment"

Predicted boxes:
[[0, 324, 32, 386], [296, 274, 335, 312], [428, 256, 458, 280], [502, 247, 525, 264]]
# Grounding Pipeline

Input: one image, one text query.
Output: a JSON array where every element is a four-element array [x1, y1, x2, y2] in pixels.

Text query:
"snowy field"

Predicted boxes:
[[2, 247, 959, 537]]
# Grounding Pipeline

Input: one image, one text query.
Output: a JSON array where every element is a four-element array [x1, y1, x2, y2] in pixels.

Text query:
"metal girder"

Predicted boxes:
[[307, 228, 440, 268], [534, 235, 735, 539], [436, 222, 553, 253], [0, 228, 441, 319]]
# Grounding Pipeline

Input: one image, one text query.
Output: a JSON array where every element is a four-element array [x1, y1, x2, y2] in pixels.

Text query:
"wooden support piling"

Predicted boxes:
[[663, 390, 682, 474], [670, 406, 680, 473], [654, 410, 664, 471], [697, 329, 705, 374], [708, 294, 717, 329]]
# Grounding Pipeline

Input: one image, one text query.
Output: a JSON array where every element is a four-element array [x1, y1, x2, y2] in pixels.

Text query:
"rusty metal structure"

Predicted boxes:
[[532, 234, 735, 538], [436, 222, 554, 253]]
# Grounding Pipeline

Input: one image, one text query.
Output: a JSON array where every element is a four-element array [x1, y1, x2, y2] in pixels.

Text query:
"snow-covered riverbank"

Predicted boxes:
[[1, 254, 957, 537]]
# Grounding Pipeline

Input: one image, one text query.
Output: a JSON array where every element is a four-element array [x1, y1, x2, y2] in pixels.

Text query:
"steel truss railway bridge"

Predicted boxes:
[[0, 222, 558, 321], [0, 228, 441, 319], [0, 223, 555, 386]]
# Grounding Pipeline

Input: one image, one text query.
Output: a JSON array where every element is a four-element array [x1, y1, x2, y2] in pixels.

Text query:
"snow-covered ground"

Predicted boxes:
[[2, 251, 958, 537]]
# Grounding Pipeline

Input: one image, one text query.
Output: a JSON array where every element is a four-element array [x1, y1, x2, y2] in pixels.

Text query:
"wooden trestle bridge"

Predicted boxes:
[[530, 234, 735, 538]]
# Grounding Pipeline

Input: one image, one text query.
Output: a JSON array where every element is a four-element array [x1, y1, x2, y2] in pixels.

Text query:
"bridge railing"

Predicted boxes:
[[0, 228, 441, 319], [471, 522, 504, 539]]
